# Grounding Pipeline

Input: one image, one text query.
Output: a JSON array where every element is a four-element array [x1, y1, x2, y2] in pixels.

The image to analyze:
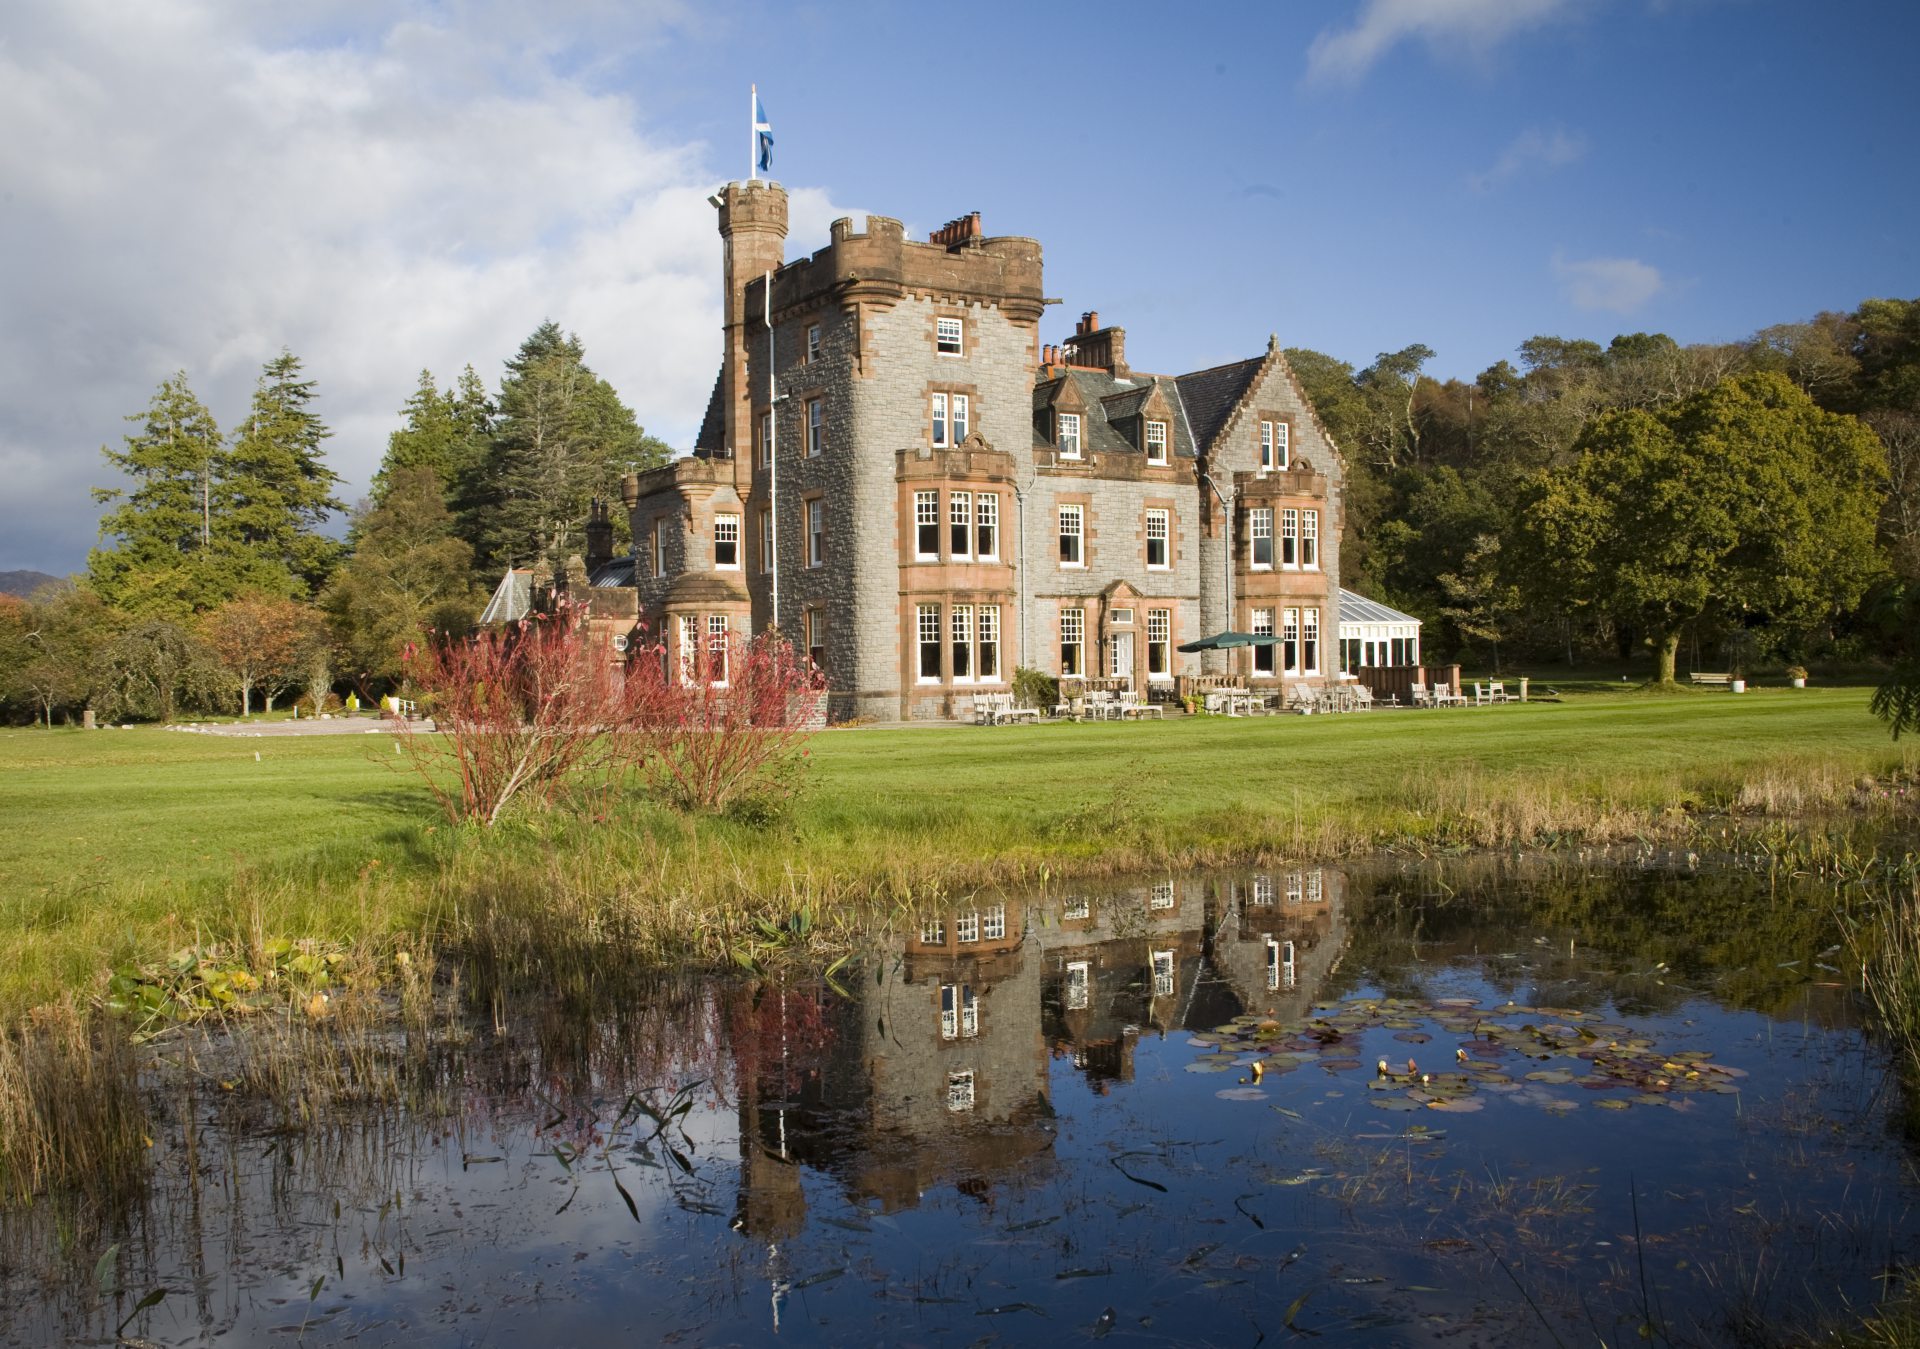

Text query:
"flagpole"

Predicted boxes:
[[749, 84, 758, 181], [766, 268, 779, 634]]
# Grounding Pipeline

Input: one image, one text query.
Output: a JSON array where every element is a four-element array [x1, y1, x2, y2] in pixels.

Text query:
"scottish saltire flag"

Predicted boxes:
[[753, 91, 774, 174]]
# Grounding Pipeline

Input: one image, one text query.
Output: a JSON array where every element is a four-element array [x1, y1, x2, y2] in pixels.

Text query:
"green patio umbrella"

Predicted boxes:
[[1177, 631, 1280, 653]]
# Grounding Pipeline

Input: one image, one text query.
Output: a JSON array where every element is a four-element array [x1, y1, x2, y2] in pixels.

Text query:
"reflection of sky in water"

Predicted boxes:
[[6, 860, 1916, 1346]]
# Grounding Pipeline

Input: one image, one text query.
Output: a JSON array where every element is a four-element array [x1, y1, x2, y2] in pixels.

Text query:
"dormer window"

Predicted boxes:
[[1260, 419, 1290, 472], [1145, 420, 1168, 464], [936, 316, 964, 357], [1058, 412, 1081, 459], [932, 391, 970, 447]]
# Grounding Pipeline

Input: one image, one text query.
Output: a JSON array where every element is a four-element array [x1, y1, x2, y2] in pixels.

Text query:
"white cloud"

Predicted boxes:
[[1306, 0, 1575, 85], [0, 0, 850, 572], [1468, 126, 1587, 190], [1552, 252, 1664, 313]]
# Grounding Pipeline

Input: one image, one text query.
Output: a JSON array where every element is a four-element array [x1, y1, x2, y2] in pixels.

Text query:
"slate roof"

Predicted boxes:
[[1173, 357, 1265, 452], [1337, 588, 1422, 629], [693, 365, 726, 455], [589, 557, 637, 588], [1031, 370, 1198, 460]]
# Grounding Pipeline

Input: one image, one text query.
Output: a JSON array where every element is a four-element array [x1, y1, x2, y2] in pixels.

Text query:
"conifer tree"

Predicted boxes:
[[226, 349, 345, 593], [88, 373, 278, 618], [459, 322, 667, 572], [371, 365, 495, 508]]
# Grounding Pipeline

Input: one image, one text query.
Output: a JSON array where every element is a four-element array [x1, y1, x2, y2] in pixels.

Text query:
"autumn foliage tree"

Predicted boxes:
[[200, 592, 317, 715]]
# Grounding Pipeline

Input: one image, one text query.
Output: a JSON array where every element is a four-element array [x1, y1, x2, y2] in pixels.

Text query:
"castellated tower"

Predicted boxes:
[[716, 180, 789, 485]]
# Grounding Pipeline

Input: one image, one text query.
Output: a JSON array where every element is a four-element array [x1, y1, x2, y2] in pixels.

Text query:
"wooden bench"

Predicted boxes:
[[1688, 672, 1733, 687], [972, 692, 1040, 725]]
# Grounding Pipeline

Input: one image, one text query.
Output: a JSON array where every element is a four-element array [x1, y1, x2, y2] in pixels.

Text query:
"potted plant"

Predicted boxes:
[[1784, 664, 1808, 689]]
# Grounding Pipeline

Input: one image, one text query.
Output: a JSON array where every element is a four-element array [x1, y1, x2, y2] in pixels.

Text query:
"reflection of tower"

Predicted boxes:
[[730, 984, 822, 1244]]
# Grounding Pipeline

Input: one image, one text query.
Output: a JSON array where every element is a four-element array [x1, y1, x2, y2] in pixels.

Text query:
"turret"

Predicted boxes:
[[713, 181, 789, 467]]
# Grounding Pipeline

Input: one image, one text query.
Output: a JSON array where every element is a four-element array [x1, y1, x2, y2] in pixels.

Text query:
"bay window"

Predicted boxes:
[[917, 604, 942, 682], [949, 490, 972, 559], [1250, 507, 1273, 569]]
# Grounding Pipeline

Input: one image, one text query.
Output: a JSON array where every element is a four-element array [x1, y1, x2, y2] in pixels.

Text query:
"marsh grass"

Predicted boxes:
[[0, 1001, 148, 1209]]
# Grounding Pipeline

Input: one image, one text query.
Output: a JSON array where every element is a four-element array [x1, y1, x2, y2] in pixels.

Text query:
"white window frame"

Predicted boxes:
[[1303, 606, 1321, 675], [947, 1070, 975, 1112], [713, 513, 741, 570], [1058, 504, 1084, 568], [949, 490, 972, 560], [806, 323, 821, 363], [1252, 607, 1276, 676], [806, 397, 824, 458], [951, 393, 969, 443], [975, 492, 999, 560], [651, 523, 665, 578], [1057, 412, 1081, 459], [1286, 870, 1304, 905], [1259, 420, 1275, 473], [758, 411, 772, 468], [936, 316, 964, 357], [1281, 508, 1299, 570], [1145, 419, 1168, 464], [915, 490, 940, 559], [1066, 960, 1090, 1011], [706, 613, 730, 687], [1282, 607, 1300, 676], [1252, 873, 1275, 905], [982, 904, 1005, 940], [1152, 949, 1175, 997], [677, 614, 696, 685], [917, 603, 942, 683], [1060, 606, 1084, 678], [977, 604, 1000, 682], [956, 910, 980, 944], [1063, 898, 1090, 921], [920, 918, 944, 944], [1110, 607, 1134, 626], [1150, 880, 1175, 910], [759, 507, 773, 575], [1275, 420, 1290, 470], [806, 497, 824, 568], [1250, 507, 1273, 570], [1307, 870, 1323, 903], [1302, 509, 1319, 570], [931, 392, 949, 447], [940, 983, 977, 1039], [1146, 608, 1171, 680], [806, 606, 826, 672], [1145, 508, 1169, 570], [950, 603, 973, 683]]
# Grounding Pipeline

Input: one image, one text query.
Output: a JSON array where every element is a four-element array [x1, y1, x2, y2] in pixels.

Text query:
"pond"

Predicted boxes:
[[5, 857, 1916, 1346]]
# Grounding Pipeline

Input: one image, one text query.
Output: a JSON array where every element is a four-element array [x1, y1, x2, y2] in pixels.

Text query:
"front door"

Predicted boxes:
[[1109, 631, 1134, 683]]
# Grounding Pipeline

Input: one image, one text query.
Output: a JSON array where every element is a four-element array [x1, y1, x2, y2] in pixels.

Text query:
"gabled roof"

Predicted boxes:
[[1032, 370, 1197, 459], [1338, 588, 1422, 628], [479, 568, 534, 625], [1173, 357, 1265, 452], [693, 365, 726, 456]]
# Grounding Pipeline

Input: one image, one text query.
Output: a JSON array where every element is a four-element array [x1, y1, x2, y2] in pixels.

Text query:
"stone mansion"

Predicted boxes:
[[597, 180, 1346, 723]]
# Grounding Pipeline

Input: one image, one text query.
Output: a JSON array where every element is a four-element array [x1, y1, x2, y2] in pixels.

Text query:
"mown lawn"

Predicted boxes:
[[0, 686, 1912, 1017]]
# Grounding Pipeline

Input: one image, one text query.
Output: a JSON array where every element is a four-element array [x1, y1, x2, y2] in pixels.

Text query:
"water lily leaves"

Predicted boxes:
[[1217, 1087, 1268, 1101], [1426, 1098, 1484, 1113], [1392, 1031, 1432, 1043], [1320, 1057, 1363, 1072], [1185, 1062, 1232, 1073], [1541, 1099, 1579, 1113], [1370, 1095, 1421, 1111], [1594, 1098, 1631, 1110], [1525, 1070, 1575, 1084]]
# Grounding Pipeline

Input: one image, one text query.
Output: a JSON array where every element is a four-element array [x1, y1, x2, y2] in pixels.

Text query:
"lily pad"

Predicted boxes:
[[1217, 1087, 1269, 1101], [1525, 1070, 1575, 1084]]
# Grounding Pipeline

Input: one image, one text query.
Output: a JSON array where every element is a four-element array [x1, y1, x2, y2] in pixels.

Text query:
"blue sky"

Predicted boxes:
[[3, 0, 1915, 573]]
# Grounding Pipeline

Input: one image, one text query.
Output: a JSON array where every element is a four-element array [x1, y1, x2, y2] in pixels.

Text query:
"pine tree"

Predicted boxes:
[[226, 349, 346, 593], [460, 323, 667, 572], [371, 365, 495, 509], [88, 373, 276, 618]]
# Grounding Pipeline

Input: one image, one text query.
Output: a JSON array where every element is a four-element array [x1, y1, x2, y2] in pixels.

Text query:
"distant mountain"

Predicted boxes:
[[0, 570, 61, 598]]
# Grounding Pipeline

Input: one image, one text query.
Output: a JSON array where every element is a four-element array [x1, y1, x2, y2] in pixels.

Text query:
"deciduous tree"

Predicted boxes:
[[1520, 372, 1887, 684], [200, 592, 315, 715]]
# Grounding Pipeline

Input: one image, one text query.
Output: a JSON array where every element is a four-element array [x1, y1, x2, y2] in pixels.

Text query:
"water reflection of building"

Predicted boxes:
[[732, 870, 1347, 1243]]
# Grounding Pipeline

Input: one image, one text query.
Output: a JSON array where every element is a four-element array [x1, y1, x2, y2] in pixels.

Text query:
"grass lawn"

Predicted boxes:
[[0, 686, 1913, 1018]]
